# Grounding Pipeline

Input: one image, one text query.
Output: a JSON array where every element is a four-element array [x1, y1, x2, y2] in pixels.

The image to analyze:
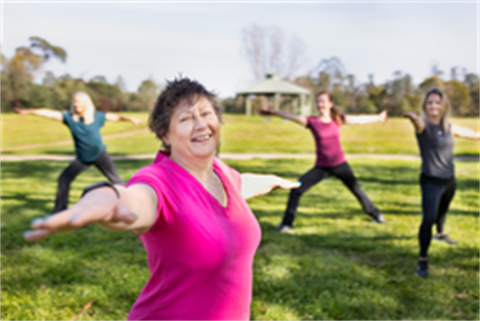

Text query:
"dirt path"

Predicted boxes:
[[1, 153, 478, 162], [1, 129, 148, 152]]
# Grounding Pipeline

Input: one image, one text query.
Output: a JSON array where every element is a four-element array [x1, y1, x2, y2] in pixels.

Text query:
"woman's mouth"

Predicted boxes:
[[191, 134, 212, 143]]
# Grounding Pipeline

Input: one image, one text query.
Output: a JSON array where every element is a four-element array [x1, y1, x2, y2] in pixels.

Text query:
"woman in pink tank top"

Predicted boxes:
[[24, 78, 300, 320], [260, 92, 388, 232]]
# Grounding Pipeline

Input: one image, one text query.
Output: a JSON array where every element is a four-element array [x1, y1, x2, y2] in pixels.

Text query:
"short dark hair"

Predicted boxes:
[[148, 78, 223, 149]]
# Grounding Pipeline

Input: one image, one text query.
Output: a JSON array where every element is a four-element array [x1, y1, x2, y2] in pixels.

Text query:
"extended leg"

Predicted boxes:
[[92, 149, 124, 185], [53, 159, 89, 213], [419, 182, 443, 258], [436, 178, 456, 234], [281, 166, 329, 227], [331, 162, 383, 222]]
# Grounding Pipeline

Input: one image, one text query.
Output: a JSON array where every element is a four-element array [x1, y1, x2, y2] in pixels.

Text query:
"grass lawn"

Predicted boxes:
[[2, 114, 478, 156], [1, 112, 149, 149], [1, 158, 478, 320]]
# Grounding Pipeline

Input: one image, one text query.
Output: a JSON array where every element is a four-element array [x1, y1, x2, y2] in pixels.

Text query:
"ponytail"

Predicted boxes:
[[316, 91, 344, 125]]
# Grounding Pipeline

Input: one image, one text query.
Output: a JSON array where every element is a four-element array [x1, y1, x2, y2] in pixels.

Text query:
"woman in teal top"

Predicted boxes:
[[14, 91, 141, 213]]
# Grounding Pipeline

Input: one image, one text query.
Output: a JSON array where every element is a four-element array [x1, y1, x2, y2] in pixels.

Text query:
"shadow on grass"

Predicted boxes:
[[251, 221, 479, 320], [2, 159, 478, 320]]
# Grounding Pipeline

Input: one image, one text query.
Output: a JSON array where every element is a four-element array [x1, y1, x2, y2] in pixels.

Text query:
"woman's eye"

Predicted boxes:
[[180, 117, 190, 122], [203, 111, 211, 116]]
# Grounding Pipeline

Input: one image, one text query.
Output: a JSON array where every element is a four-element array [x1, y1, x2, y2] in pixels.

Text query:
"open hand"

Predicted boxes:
[[403, 112, 419, 122], [23, 188, 138, 242], [131, 117, 142, 127], [379, 110, 388, 122], [241, 173, 300, 199], [267, 175, 301, 191], [13, 107, 29, 116]]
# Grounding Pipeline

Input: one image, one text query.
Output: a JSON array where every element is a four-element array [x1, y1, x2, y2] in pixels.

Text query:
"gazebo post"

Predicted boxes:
[[245, 95, 252, 116], [299, 94, 305, 115], [292, 95, 299, 114], [274, 93, 280, 111]]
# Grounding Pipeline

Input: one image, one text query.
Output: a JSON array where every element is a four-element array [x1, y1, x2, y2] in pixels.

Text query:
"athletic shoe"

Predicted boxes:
[[416, 259, 429, 278], [273, 224, 293, 233], [371, 212, 386, 224], [433, 234, 458, 245]]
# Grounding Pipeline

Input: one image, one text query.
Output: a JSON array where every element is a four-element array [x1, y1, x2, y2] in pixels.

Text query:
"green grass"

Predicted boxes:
[[2, 114, 478, 156], [1, 158, 478, 320], [1, 112, 149, 149]]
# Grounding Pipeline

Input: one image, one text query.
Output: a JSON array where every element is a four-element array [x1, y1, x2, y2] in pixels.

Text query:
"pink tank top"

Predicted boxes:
[[307, 116, 346, 167], [125, 151, 261, 320]]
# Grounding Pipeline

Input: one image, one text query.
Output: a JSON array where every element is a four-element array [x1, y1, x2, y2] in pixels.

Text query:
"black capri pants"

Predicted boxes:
[[281, 161, 381, 226], [53, 148, 124, 213], [418, 173, 456, 257]]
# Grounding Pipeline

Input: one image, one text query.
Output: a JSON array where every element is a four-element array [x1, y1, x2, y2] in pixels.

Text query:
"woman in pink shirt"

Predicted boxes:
[[261, 92, 388, 232], [23, 78, 299, 320]]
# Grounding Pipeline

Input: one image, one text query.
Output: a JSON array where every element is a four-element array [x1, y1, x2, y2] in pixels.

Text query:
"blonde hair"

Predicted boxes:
[[420, 87, 451, 133], [71, 91, 96, 125]]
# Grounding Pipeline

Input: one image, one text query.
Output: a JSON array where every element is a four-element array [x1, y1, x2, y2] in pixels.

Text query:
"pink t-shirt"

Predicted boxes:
[[307, 116, 346, 167], [125, 151, 261, 320]]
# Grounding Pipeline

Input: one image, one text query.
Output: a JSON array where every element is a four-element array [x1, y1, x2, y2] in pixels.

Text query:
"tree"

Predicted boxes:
[[1, 37, 67, 110], [468, 83, 479, 116], [464, 73, 479, 116], [419, 76, 444, 92], [29, 36, 67, 63], [242, 24, 306, 80], [4, 47, 43, 108], [138, 78, 161, 111], [1, 54, 14, 110], [310, 57, 346, 91], [445, 79, 471, 116]]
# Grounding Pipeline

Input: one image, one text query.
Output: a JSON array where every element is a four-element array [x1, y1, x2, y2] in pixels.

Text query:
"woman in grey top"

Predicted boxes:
[[404, 87, 479, 278]]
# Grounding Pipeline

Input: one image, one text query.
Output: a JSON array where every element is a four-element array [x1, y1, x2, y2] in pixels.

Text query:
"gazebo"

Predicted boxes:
[[236, 73, 313, 116]]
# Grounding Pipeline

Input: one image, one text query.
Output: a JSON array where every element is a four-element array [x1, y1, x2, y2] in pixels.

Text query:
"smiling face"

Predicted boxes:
[[73, 95, 87, 116], [424, 93, 443, 118], [162, 95, 220, 161], [316, 93, 334, 115]]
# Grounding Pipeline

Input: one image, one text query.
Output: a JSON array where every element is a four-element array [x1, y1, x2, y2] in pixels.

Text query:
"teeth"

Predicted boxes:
[[193, 134, 211, 142]]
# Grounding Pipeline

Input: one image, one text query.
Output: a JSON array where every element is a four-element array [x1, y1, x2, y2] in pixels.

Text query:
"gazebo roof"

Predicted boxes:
[[237, 73, 311, 95]]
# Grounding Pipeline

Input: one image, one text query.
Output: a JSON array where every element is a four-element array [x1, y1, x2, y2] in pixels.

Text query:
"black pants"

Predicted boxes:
[[53, 149, 124, 213], [419, 173, 456, 257], [281, 161, 381, 226]]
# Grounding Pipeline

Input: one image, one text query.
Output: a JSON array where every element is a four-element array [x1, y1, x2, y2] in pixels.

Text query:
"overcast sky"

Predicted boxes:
[[2, 1, 478, 98]]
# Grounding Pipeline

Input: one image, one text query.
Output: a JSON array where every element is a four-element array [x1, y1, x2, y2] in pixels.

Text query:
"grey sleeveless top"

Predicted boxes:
[[416, 121, 454, 179]]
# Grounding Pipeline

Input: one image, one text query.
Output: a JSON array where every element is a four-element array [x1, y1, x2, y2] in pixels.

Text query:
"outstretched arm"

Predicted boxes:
[[14, 107, 63, 122], [451, 124, 480, 140], [403, 112, 426, 134], [259, 108, 308, 127], [344, 110, 388, 125], [105, 113, 142, 127], [23, 183, 158, 242], [241, 173, 301, 199]]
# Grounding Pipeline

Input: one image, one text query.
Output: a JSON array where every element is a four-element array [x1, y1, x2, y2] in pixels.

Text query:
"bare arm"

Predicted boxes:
[[105, 113, 142, 127], [241, 173, 300, 199], [344, 110, 388, 125], [23, 183, 158, 242], [259, 108, 308, 127], [451, 124, 480, 140], [14, 107, 63, 122], [403, 112, 426, 134]]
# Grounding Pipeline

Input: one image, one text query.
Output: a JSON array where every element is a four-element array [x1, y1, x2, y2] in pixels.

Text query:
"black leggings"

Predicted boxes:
[[281, 161, 381, 226], [419, 174, 456, 257], [53, 149, 124, 213]]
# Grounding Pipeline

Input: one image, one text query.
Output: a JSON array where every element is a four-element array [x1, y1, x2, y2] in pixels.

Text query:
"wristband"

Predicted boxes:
[[81, 181, 120, 199]]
